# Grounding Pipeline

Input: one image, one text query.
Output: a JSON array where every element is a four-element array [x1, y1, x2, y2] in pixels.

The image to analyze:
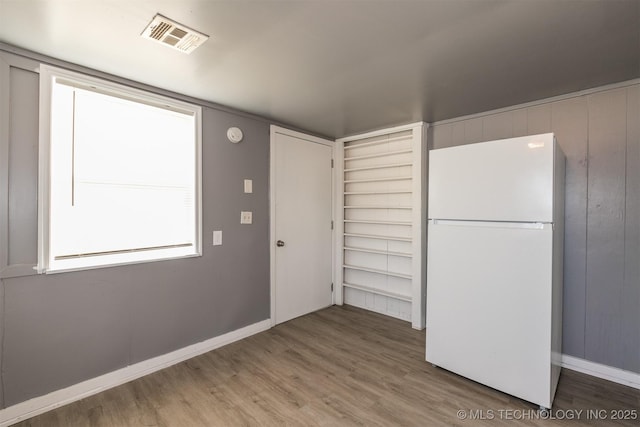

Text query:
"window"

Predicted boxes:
[[39, 66, 202, 273]]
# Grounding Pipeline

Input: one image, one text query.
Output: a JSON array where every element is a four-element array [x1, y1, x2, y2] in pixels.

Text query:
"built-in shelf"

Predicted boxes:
[[338, 123, 425, 328], [343, 134, 412, 151], [344, 219, 411, 226], [343, 232, 411, 242], [342, 282, 412, 302], [343, 264, 412, 279], [344, 246, 412, 258], [344, 176, 412, 184], [344, 149, 412, 162], [344, 205, 412, 210], [344, 162, 412, 173], [344, 190, 412, 195]]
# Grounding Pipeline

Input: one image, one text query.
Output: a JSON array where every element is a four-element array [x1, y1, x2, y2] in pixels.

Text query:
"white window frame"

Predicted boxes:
[[38, 65, 203, 273]]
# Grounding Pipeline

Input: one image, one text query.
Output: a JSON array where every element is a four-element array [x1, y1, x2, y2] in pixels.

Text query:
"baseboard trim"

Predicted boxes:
[[561, 355, 640, 390], [0, 319, 272, 427]]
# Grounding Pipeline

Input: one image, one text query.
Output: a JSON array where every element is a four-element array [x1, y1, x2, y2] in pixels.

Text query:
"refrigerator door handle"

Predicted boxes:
[[429, 219, 547, 230]]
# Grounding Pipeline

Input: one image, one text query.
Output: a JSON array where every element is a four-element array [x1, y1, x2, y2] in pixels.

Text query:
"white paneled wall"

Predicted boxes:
[[336, 123, 426, 329]]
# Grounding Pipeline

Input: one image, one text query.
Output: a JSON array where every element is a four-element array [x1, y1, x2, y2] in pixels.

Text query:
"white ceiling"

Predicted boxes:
[[0, 0, 638, 138]]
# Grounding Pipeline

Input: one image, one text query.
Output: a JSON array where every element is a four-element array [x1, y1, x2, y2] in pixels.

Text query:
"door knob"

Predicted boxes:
[[276, 240, 285, 247]]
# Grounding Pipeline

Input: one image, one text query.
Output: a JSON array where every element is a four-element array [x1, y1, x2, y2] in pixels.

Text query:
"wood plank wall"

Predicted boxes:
[[429, 82, 640, 374]]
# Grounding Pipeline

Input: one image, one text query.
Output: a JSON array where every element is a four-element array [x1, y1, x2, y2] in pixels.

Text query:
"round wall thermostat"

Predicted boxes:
[[227, 127, 244, 143]]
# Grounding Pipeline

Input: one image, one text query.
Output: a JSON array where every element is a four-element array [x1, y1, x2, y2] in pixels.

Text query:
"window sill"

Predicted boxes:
[[42, 252, 202, 275]]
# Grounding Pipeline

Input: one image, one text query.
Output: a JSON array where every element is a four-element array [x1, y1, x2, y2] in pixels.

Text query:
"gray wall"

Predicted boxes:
[[0, 50, 270, 407], [0, 44, 637, 412], [429, 83, 640, 374]]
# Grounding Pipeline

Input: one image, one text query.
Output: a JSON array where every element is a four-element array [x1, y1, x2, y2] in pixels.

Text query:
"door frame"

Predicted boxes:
[[269, 125, 336, 326]]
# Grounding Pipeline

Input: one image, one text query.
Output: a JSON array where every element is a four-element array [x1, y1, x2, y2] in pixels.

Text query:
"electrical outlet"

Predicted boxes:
[[241, 211, 252, 224]]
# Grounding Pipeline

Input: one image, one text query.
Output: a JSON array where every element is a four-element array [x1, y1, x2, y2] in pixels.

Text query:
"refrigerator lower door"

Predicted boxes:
[[426, 220, 554, 408]]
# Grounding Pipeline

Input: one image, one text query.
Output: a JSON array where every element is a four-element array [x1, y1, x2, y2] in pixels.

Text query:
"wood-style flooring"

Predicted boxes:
[[14, 305, 640, 426]]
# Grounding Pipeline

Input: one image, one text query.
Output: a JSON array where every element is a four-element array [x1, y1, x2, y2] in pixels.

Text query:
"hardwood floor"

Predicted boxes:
[[15, 305, 640, 426]]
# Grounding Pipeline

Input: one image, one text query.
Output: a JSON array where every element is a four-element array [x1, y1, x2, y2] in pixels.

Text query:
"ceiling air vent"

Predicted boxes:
[[141, 14, 208, 54]]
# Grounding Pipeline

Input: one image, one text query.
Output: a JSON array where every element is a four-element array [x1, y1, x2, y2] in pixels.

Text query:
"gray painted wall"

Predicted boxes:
[[0, 43, 637, 412], [430, 83, 640, 374], [0, 50, 270, 407]]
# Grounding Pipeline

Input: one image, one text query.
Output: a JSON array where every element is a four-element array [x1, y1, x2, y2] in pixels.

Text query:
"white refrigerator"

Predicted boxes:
[[425, 133, 564, 409]]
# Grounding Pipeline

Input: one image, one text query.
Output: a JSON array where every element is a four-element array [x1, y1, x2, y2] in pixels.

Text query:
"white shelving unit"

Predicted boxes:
[[335, 122, 427, 329]]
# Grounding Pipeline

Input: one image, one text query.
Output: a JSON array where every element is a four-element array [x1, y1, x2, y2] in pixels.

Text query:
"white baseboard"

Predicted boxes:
[[561, 354, 640, 390], [0, 319, 272, 427]]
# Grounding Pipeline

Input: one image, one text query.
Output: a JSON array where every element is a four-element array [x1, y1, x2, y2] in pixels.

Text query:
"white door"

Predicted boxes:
[[272, 129, 333, 324]]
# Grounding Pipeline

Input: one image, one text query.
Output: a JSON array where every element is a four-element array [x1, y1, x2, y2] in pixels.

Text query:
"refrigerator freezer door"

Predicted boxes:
[[428, 133, 555, 222], [426, 220, 554, 408]]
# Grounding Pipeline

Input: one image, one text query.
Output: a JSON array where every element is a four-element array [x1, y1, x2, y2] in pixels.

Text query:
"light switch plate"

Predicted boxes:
[[244, 179, 253, 193], [213, 230, 222, 245], [241, 211, 252, 224]]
